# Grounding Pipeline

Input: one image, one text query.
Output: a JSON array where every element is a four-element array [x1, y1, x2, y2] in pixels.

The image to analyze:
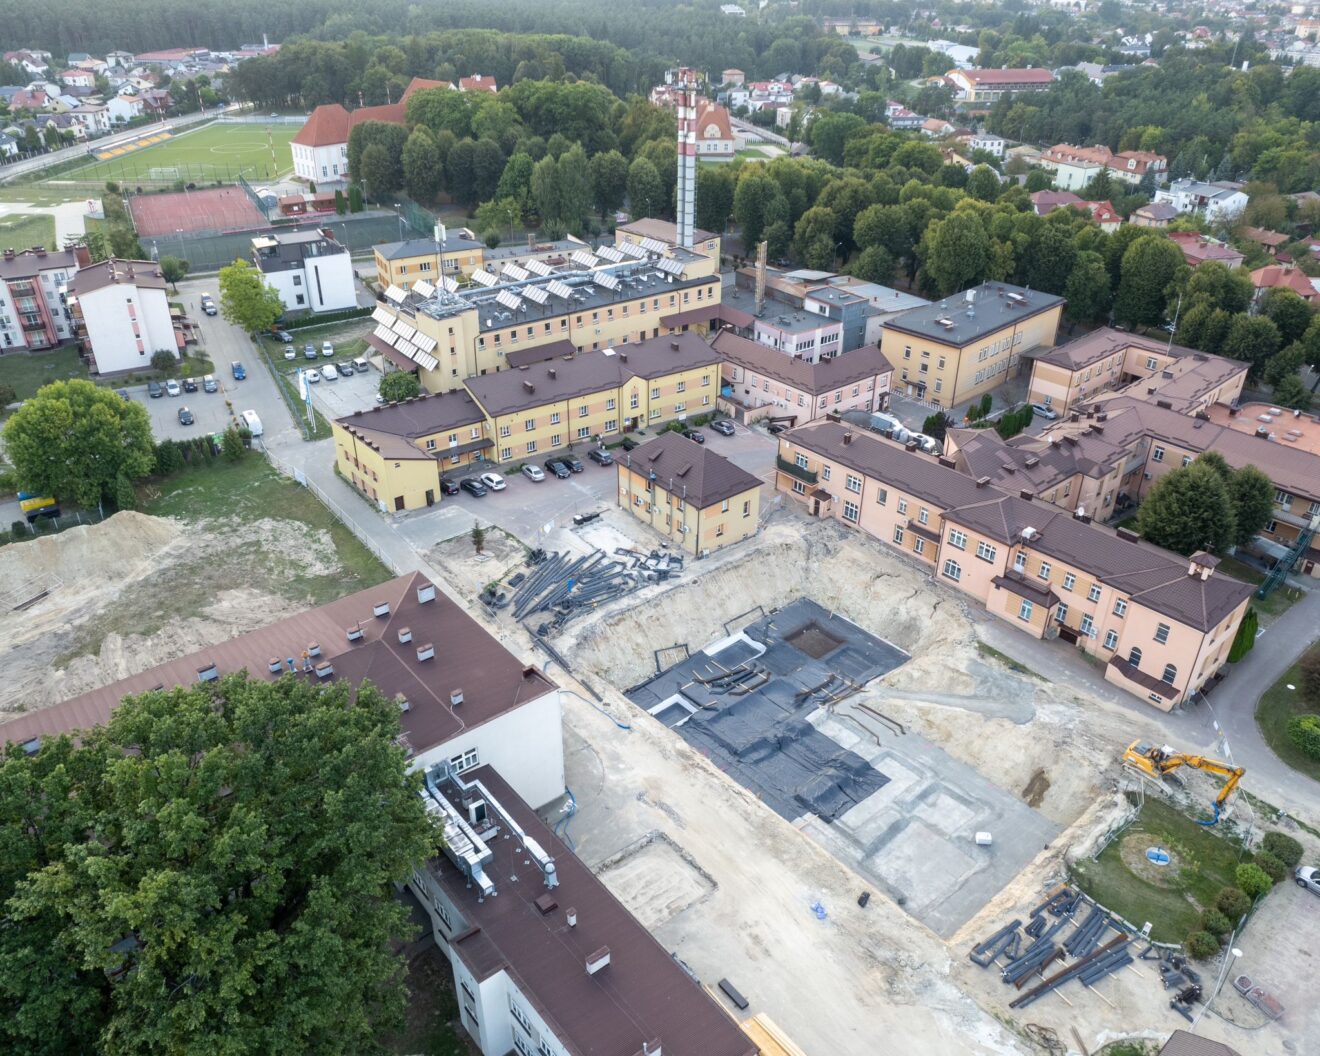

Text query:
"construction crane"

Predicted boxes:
[[1123, 741, 1245, 825]]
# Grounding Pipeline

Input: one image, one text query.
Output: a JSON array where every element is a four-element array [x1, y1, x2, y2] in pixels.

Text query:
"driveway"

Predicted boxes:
[[306, 363, 380, 420]]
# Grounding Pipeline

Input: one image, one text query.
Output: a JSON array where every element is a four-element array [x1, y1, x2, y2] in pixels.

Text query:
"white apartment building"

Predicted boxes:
[[67, 258, 176, 373]]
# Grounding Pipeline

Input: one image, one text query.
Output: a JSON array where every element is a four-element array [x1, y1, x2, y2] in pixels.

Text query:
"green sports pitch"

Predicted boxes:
[[69, 122, 299, 183]]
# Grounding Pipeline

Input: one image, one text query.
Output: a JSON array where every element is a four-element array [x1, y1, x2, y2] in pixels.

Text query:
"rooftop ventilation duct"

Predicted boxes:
[[197, 662, 219, 682], [267, 658, 283, 674], [373, 601, 391, 618], [314, 662, 334, 679], [416, 583, 436, 604], [586, 947, 612, 975], [450, 689, 464, 707], [416, 643, 435, 662], [397, 626, 413, 644], [346, 623, 364, 641]]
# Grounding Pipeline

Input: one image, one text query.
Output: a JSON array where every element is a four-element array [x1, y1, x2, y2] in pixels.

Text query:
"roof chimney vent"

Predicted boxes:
[[197, 661, 219, 683], [975, 475, 990, 487], [396, 693, 411, 712], [397, 626, 413, 644], [346, 622, 364, 641], [416, 583, 437, 604], [1019, 488, 1034, 500], [267, 658, 283, 674], [586, 947, 611, 975], [567, 908, 578, 927], [843, 431, 853, 445], [314, 662, 334, 679], [670, 340, 680, 350], [523, 380, 535, 393], [373, 600, 391, 618], [642, 1042, 663, 1056], [416, 643, 435, 662], [450, 688, 464, 707], [307, 642, 321, 657]]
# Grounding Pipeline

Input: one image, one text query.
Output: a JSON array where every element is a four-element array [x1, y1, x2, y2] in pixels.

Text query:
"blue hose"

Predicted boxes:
[[553, 786, 578, 852]]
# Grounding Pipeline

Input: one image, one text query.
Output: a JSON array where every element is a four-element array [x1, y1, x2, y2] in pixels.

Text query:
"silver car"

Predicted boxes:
[[1296, 866, 1320, 895], [1030, 403, 1059, 420]]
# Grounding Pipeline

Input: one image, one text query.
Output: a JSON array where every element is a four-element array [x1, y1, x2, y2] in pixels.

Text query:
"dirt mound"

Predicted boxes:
[[0, 511, 180, 590]]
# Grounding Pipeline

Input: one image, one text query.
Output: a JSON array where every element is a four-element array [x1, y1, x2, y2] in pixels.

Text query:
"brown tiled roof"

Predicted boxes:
[[429, 766, 758, 1056], [505, 339, 577, 368], [696, 99, 733, 141], [1135, 202, 1179, 221], [401, 77, 452, 100], [1031, 189, 1083, 215], [622, 431, 762, 508], [1157, 1031, 1241, 1056], [0, 572, 556, 755], [1241, 227, 1288, 248], [1250, 264, 1317, 299], [714, 329, 893, 397], [660, 304, 721, 328], [68, 258, 167, 295], [335, 390, 487, 460], [463, 333, 720, 417], [1110, 655, 1179, 700], [458, 74, 498, 93], [292, 103, 349, 147], [0, 247, 82, 280]]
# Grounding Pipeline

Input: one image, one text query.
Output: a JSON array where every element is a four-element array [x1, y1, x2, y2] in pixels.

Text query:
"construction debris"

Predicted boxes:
[[506, 547, 683, 635]]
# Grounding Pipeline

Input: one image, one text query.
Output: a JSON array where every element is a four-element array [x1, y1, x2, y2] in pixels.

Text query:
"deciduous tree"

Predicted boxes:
[[218, 258, 284, 335], [1135, 461, 1236, 555], [922, 210, 990, 296], [157, 255, 189, 290], [626, 156, 663, 221], [379, 371, 421, 403], [588, 149, 629, 220], [1114, 235, 1184, 327]]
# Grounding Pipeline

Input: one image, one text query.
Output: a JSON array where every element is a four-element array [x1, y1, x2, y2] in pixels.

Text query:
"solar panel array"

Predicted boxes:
[[440, 276, 459, 294], [569, 250, 597, 268], [383, 284, 407, 303], [547, 279, 575, 300], [525, 259, 554, 276], [371, 312, 441, 371], [372, 306, 394, 325], [524, 285, 550, 305], [502, 263, 529, 281], [594, 273, 620, 291], [412, 280, 435, 298], [470, 269, 497, 287], [618, 242, 647, 259], [596, 245, 625, 262], [640, 237, 668, 254], [656, 257, 685, 276], [496, 289, 523, 312]]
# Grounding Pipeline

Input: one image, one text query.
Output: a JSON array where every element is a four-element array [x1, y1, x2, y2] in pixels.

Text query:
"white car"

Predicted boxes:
[[1030, 403, 1059, 420], [1297, 866, 1320, 895], [322, 364, 339, 381], [479, 471, 507, 491], [165, 379, 181, 397], [283, 346, 296, 360], [321, 341, 334, 357], [304, 369, 321, 383]]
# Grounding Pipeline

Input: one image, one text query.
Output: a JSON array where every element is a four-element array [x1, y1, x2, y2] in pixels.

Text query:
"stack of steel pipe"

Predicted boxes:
[[969, 921, 1022, 968], [1009, 935, 1130, 1010], [1063, 905, 1112, 959]]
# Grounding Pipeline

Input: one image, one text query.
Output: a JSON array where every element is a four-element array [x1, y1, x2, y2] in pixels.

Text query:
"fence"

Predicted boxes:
[[1, 508, 108, 549], [156, 212, 415, 272]]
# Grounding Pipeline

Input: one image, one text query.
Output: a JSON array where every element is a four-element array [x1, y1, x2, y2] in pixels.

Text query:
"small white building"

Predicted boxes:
[[1154, 179, 1249, 223], [69, 103, 111, 135], [104, 94, 144, 123], [252, 229, 356, 314], [68, 258, 176, 373], [969, 132, 1004, 158]]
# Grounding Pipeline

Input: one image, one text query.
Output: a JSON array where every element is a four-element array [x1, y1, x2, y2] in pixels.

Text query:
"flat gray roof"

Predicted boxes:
[[720, 285, 837, 333], [882, 282, 1064, 347]]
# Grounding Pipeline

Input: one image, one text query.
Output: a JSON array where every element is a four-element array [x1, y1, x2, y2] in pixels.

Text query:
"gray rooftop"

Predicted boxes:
[[720, 285, 839, 333], [882, 282, 1064, 347], [375, 234, 483, 260]]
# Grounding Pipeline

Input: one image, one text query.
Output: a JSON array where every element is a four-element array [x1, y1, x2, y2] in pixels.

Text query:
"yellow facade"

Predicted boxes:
[[333, 418, 489, 512], [374, 245, 484, 290], [616, 464, 760, 554], [883, 303, 1063, 408]]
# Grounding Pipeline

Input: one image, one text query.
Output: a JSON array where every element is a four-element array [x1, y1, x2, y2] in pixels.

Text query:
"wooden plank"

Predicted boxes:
[[740, 1013, 809, 1056]]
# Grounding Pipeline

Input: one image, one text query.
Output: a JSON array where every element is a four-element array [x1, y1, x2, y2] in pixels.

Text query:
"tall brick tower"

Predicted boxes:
[[675, 67, 699, 250]]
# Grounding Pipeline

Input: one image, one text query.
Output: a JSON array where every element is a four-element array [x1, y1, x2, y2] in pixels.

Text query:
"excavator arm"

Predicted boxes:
[[1122, 741, 1244, 824]]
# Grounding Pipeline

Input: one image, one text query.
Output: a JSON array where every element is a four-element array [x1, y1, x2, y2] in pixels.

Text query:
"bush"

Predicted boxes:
[[150, 349, 177, 373], [1200, 908, 1231, 938], [11, 519, 27, 541], [1286, 714, 1320, 761], [0, 382, 16, 406], [379, 372, 421, 403], [1302, 650, 1320, 704], [154, 439, 185, 475], [0, 469, 17, 492], [1261, 831, 1303, 869], [1235, 862, 1273, 899], [221, 427, 246, 462], [1185, 930, 1221, 959], [1253, 850, 1287, 883], [1216, 886, 1252, 922]]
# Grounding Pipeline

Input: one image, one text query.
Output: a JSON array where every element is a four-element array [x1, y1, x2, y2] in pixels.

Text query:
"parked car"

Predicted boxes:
[[1030, 403, 1058, 420], [200, 296, 217, 316], [681, 429, 705, 444], [544, 458, 571, 479], [588, 448, 614, 466], [182, 376, 198, 393], [283, 346, 297, 360], [439, 478, 461, 496], [231, 361, 246, 381], [563, 456, 584, 473], [272, 329, 293, 343], [479, 471, 507, 491], [460, 476, 488, 496], [521, 464, 546, 482], [165, 379, 181, 397], [1296, 866, 1320, 895], [352, 357, 370, 373], [304, 369, 321, 383], [177, 406, 194, 426], [148, 380, 164, 398], [768, 422, 789, 435], [322, 364, 339, 381], [115, 388, 130, 401], [710, 419, 736, 436], [321, 341, 334, 357], [202, 374, 218, 393], [338, 362, 354, 376]]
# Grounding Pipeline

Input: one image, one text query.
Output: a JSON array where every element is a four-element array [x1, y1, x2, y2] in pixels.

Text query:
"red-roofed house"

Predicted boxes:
[[946, 67, 1054, 102], [1169, 231, 1244, 270], [695, 100, 739, 157], [1250, 264, 1319, 304], [59, 69, 96, 89], [9, 89, 49, 111], [458, 74, 498, 93], [1109, 149, 1167, 185], [1030, 189, 1083, 216], [1085, 200, 1122, 233]]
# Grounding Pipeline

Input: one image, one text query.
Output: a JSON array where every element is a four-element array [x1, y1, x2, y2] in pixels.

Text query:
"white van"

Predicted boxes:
[[241, 409, 263, 437]]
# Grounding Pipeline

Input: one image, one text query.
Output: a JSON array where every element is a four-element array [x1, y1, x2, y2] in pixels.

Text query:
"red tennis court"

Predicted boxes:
[[128, 186, 267, 237]]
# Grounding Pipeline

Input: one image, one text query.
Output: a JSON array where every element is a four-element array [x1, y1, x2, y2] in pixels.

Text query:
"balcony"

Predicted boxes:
[[776, 455, 818, 485]]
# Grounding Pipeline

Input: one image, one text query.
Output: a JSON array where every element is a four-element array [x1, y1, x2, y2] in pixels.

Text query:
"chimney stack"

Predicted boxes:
[[674, 68, 698, 250], [754, 239, 768, 315]]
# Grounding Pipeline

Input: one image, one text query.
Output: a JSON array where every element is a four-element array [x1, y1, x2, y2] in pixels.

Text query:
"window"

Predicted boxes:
[[500, 446, 512, 461], [1055, 604, 1069, 623], [499, 424, 511, 438], [897, 498, 908, 515], [650, 387, 660, 399], [1145, 356, 1159, 371], [743, 499, 751, 517], [524, 418, 536, 431], [1062, 573, 1076, 591], [604, 418, 617, 432], [1037, 562, 1051, 580], [821, 465, 832, 481], [948, 529, 967, 549], [845, 474, 862, 493], [715, 524, 725, 537], [792, 480, 806, 495], [1181, 455, 1192, 467], [914, 537, 926, 555], [550, 434, 561, 447], [942, 559, 962, 582], [1127, 646, 1142, 668], [976, 541, 997, 563], [550, 412, 561, 425], [450, 748, 479, 773], [1087, 583, 1102, 602], [425, 438, 436, 450], [1152, 445, 1164, 462], [1013, 552, 1026, 573], [876, 488, 888, 506], [1079, 614, 1095, 638], [576, 426, 590, 439], [1113, 599, 1127, 617], [510, 1002, 533, 1034], [893, 526, 905, 545], [915, 507, 928, 525], [606, 398, 616, 411], [843, 500, 859, 523], [1018, 600, 1034, 622], [676, 380, 685, 393], [794, 452, 808, 469], [1154, 622, 1170, 644], [526, 440, 538, 454], [1275, 489, 1293, 506], [1103, 629, 1118, 651], [1162, 663, 1177, 685]]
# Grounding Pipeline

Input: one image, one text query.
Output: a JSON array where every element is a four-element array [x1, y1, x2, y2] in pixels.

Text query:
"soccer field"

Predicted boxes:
[[69, 122, 299, 184]]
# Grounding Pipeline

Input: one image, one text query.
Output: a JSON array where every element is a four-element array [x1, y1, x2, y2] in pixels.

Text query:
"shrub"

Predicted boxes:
[[1216, 886, 1252, 922], [1235, 862, 1272, 899], [1253, 850, 1287, 883], [154, 439, 185, 475], [1186, 930, 1221, 959], [150, 349, 176, 373], [0, 469, 17, 492], [11, 519, 27, 541], [1286, 714, 1320, 761], [0, 382, 16, 406], [1302, 650, 1320, 704], [1200, 908, 1231, 937], [221, 427, 246, 462], [1262, 831, 1303, 868]]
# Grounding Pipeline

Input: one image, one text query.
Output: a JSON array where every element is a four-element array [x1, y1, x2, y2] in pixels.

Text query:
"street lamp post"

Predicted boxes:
[[1192, 945, 1242, 1029]]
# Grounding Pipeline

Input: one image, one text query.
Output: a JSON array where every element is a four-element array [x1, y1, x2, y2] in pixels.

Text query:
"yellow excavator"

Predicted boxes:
[[1123, 741, 1245, 826]]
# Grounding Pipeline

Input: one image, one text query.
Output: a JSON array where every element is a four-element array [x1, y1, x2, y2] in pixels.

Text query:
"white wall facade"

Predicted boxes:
[[78, 282, 175, 372], [263, 252, 356, 314], [292, 141, 348, 183], [753, 318, 844, 363]]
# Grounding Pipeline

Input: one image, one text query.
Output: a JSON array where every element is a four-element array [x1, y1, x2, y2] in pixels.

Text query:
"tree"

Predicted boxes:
[[555, 144, 592, 236], [359, 143, 399, 198], [218, 259, 284, 335], [530, 154, 560, 225], [1272, 374, 1313, 411], [809, 112, 866, 166], [922, 211, 991, 296], [733, 170, 786, 249], [1262, 831, 1304, 869], [149, 349, 177, 373], [1064, 251, 1112, 325], [475, 197, 523, 243], [1227, 608, 1257, 662], [1263, 342, 1307, 388], [1261, 288, 1314, 346], [1234, 862, 1273, 899], [965, 165, 1000, 202], [792, 207, 838, 270], [695, 165, 736, 234], [444, 138, 479, 209], [158, 255, 189, 290], [1221, 314, 1281, 380], [922, 413, 951, 443], [496, 152, 535, 211], [221, 425, 246, 461], [1114, 235, 1184, 327], [348, 185, 364, 213], [471, 519, 486, 554], [3, 379, 155, 508], [1225, 464, 1274, 547], [589, 150, 629, 220], [626, 157, 664, 221], [334, 189, 346, 215], [1135, 462, 1236, 555], [0, 382, 15, 407], [379, 372, 421, 403], [0, 674, 433, 1055], [402, 127, 443, 203], [851, 245, 895, 284]]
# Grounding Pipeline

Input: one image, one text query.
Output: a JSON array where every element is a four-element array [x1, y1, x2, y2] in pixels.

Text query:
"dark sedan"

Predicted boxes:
[[682, 429, 706, 444], [439, 479, 461, 496], [544, 458, 571, 479], [460, 477, 488, 497]]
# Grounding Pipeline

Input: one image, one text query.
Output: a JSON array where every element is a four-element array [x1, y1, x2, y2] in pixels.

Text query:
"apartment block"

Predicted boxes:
[[946, 67, 1054, 102], [67, 258, 176, 373], [776, 421, 1252, 709], [616, 431, 762, 554], [0, 245, 87, 351], [880, 282, 1064, 408], [373, 230, 486, 288], [251, 229, 356, 314]]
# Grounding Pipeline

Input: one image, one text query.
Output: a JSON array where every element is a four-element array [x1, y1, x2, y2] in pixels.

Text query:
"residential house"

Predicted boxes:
[[720, 3, 747, 14], [695, 100, 740, 157], [1131, 201, 1179, 228], [251, 229, 356, 314], [69, 103, 111, 136], [616, 431, 762, 554], [1086, 200, 1123, 233], [137, 89, 172, 117], [105, 50, 135, 69], [969, 132, 1005, 158], [0, 246, 87, 351], [0, 133, 17, 158], [946, 68, 1055, 103], [66, 258, 177, 373], [373, 229, 487, 288], [4, 51, 51, 77], [1168, 231, 1244, 270], [1154, 180, 1248, 223], [1250, 263, 1319, 304], [8, 88, 48, 111], [1038, 144, 1111, 190], [714, 328, 893, 423], [59, 69, 96, 89], [1030, 189, 1083, 216], [722, 68, 746, 86], [714, 284, 843, 362], [921, 117, 957, 138], [458, 75, 498, 94], [879, 281, 1065, 407], [104, 94, 145, 124], [1157, 1032, 1240, 1056], [1240, 227, 1289, 256], [776, 420, 1253, 709]]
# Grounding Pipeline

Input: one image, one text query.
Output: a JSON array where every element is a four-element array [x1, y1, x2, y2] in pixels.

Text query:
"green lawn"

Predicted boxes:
[[1213, 555, 1305, 618], [0, 345, 88, 399], [0, 212, 57, 251], [1071, 797, 1247, 942], [1256, 642, 1320, 783], [67, 121, 298, 184]]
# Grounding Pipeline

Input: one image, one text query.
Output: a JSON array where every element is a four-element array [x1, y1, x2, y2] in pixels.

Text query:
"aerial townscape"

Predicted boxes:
[[4, 0, 1320, 1054]]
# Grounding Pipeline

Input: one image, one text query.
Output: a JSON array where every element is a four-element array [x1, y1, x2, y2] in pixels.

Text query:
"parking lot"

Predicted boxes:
[[392, 419, 779, 548]]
